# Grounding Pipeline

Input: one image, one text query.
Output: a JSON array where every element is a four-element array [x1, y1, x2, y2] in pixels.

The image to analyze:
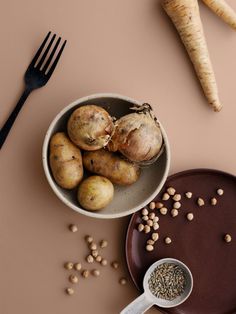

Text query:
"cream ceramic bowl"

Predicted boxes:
[[42, 93, 170, 219]]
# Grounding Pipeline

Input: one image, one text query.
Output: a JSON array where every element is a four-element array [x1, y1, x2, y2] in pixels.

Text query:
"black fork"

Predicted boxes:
[[0, 32, 67, 149]]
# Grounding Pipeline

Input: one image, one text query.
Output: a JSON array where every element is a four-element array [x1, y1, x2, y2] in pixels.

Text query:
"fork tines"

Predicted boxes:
[[29, 31, 67, 77]]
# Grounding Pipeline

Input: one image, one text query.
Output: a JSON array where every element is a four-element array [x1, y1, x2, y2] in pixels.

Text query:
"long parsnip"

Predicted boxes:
[[162, 0, 222, 112], [202, 0, 236, 30]]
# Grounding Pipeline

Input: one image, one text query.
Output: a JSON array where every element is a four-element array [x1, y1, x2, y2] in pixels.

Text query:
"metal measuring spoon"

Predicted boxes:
[[120, 258, 193, 314]]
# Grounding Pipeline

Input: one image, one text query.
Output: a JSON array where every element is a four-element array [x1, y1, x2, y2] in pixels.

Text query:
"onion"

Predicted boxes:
[[108, 104, 163, 165], [67, 105, 114, 151]]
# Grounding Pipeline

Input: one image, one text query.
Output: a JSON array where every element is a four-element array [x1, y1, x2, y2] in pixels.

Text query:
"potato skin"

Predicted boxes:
[[83, 149, 140, 186], [49, 132, 83, 189], [78, 176, 114, 211], [67, 105, 114, 151]]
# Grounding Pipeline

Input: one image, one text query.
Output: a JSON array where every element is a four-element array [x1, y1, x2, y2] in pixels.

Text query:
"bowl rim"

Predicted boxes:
[[42, 92, 171, 219]]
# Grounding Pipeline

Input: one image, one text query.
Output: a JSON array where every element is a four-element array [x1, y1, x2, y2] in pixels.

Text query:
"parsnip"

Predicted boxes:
[[162, 0, 222, 112], [202, 0, 236, 30]]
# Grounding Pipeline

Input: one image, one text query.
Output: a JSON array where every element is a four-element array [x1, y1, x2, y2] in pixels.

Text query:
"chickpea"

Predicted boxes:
[[153, 216, 159, 223], [138, 223, 144, 232], [69, 274, 78, 284], [74, 263, 82, 271], [81, 270, 90, 278], [64, 262, 74, 270], [90, 243, 97, 251], [144, 225, 151, 234], [147, 239, 155, 245], [149, 212, 155, 220], [69, 224, 78, 232], [173, 202, 181, 209], [86, 255, 94, 263], [95, 255, 102, 263], [119, 277, 127, 285], [111, 261, 119, 269], [65, 287, 74, 295], [85, 235, 93, 243], [92, 269, 100, 277], [91, 250, 99, 258], [211, 197, 217, 206], [149, 202, 156, 210], [100, 240, 108, 248], [146, 244, 154, 252], [142, 208, 149, 216], [142, 215, 149, 221], [146, 219, 153, 227], [185, 192, 192, 199], [153, 223, 159, 230], [167, 187, 176, 196], [160, 207, 168, 215], [101, 259, 108, 266], [186, 213, 194, 221], [197, 198, 205, 207], [173, 194, 181, 201], [165, 237, 172, 244], [155, 202, 164, 209], [171, 209, 178, 217], [217, 189, 224, 196], [152, 233, 159, 242], [162, 193, 170, 201], [224, 234, 232, 243]]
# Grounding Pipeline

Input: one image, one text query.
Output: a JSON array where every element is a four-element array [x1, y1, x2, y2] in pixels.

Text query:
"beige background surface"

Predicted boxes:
[[0, 0, 236, 313]]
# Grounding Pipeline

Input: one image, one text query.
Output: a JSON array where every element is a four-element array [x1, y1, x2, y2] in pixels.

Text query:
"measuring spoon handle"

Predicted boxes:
[[120, 293, 154, 314]]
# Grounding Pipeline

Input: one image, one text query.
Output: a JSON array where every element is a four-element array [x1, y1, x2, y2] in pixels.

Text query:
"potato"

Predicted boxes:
[[67, 105, 114, 151], [78, 176, 114, 211], [49, 132, 83, 189], [83, 149, 141, 186]]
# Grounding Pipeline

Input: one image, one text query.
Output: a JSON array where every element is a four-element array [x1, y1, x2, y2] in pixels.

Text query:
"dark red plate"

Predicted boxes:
[[126, 169, 236, 314]]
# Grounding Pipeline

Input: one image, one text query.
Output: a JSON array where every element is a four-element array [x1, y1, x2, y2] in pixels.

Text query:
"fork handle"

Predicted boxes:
[[0, 87, 31, 149]]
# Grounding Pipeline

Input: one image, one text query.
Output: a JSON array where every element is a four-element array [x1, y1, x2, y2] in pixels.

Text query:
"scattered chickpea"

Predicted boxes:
[[86, 255, 94, 263], [144, 225, 151, 234], [211, 197, 217, 206], [101, 259, 108, 266], [90, 243, 97, 251], [100, 240, 108, 248], [197, 198, 205, 207], [160, 207, 168, 215], [155, 202, 164, 209], [92, 269, 100, 277], [85, 235, 93, 244], [147, 239, 155, 245], [69, 224, 78, 233], [165, 237, 172, 244], [146, 220, 153, 227], [153, 216, 159, 223], [224, 234, 232, 243], [186, 213, 194, 221], [74, 263, 82, 271], [149, 202, 156, 210], [119, 277, 127, 285], [138, 223, 144, 232], [167, 187, 176, 196], [81, 270, 90, 278], [91, 250, 98, 258], [217, 189, 224, 196], [149, 212, 155, 220], [151, 233, 159, 242], [95, 255, 102, 263], [173, 194, 181, 202], [146, 244, 154, 252], [173, 202, 181, 209], [162, 193, 170, 201], [142, 215, 149, 221], [171, 208, 178, 217], [185, 192, 193, 199], [111, 261, 119, 269], [69, 274, 79, 284], [66, 287, 74, 295], [64, 262, 74, 270], [153, 223, 159, 230], [142, 208, 149, 216]]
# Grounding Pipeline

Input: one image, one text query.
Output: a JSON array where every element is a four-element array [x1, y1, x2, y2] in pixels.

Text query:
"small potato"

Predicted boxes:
[[49, 132, 83, 189], [83, 149, 140, 186], [78, 176, 114, 211], [67, 105, 114, 151]]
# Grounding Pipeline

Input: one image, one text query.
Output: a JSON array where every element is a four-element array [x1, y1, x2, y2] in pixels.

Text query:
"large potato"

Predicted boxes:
[[67, 105, 114, 151], [49, 132, 83, 189], [78, 176, 114, 211], [83, 149, 140, 186]]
